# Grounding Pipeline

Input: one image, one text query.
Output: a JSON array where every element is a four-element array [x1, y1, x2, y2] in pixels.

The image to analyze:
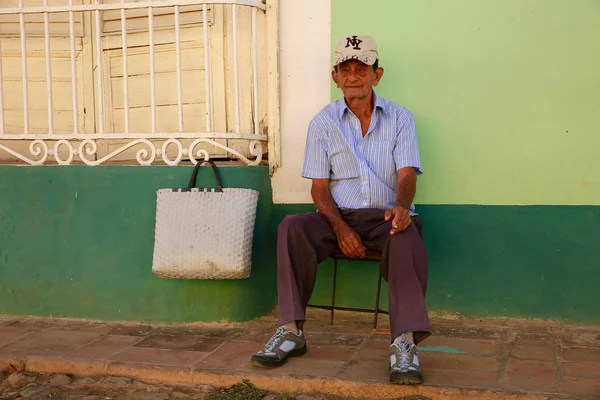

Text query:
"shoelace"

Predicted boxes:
[[393, 341, 414, 371], [264, 327, 287, 353]]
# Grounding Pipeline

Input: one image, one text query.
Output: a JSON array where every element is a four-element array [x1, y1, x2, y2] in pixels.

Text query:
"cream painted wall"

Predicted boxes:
[[270, 0, 331, 204]]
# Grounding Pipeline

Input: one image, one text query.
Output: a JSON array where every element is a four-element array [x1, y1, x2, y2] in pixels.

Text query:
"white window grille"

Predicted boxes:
[[0, 0, 279, 167]]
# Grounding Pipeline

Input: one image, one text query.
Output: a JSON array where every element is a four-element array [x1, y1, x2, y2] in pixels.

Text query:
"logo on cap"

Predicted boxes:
[[345, 36, 363, 50], [333, 34, 378, 67]]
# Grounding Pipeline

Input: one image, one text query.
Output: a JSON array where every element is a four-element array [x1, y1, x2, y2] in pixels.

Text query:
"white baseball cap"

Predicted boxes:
[[333, 35, 378, 67]]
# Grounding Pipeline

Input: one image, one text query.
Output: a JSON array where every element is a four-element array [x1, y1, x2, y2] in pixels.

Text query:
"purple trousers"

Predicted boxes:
[[277, 208, 431, 344]]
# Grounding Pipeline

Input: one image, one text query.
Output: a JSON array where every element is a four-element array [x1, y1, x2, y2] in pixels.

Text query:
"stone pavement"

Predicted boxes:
[[0, 310, 599, 400]]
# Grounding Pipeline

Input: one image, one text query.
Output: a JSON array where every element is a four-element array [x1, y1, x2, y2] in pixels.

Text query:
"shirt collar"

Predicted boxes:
[[338, 91, 386, 118]]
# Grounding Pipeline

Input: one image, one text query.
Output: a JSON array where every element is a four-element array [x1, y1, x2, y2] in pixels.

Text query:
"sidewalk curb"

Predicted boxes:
[[2, 355, 561, 400]]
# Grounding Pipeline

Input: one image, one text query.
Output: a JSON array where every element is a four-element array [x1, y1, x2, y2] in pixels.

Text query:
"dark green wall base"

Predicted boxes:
[[0, 166, 277, 323], [1, 167, 598, 325], [275, 204, 600, 325]]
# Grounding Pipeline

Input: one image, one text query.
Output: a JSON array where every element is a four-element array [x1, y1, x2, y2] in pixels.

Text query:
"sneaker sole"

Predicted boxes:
[[251, 345, 307, 368], [390, 371, 424, 385]]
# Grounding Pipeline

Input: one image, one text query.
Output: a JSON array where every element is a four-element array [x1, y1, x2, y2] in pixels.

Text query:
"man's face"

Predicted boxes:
[[332, 59, 384, 101]]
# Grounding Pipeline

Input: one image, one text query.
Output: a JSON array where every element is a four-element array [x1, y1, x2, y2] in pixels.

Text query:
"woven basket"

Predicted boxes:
[[151, 161, 259, 279]]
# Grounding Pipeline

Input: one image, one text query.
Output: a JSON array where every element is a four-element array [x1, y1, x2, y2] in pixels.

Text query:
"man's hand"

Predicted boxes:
[[384, 206, 412, 235], [310, 179, 366, 258], [333, 222, 366, 258]]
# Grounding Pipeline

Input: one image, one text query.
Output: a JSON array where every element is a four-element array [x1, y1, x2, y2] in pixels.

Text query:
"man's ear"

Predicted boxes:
[[332, 69, 340, 87], [373, 67, 384, 86]]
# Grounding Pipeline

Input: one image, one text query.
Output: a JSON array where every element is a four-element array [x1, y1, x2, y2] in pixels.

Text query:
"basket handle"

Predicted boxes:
[[187, 160, 223, 192]]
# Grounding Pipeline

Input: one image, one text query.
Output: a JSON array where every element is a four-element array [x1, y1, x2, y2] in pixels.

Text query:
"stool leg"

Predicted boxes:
[[331, 259, 338, 326], [373, 272, 382, 329]]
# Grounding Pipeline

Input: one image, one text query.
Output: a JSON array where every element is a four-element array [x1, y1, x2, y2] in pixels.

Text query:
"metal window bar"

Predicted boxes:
[[19, 0, 29, 135], [251, 6, 258, 135], [1, 1, 266, 14], [202, 3, 212, 132], [0, 0, 268, 166], [232, 4, 240, 134], [43, 0, 54, 134], [0, 39, 4, 136], [94, 1, 104, 134], [174, 4, 184, 133], [69, 0, 79, 135], [148, 6, 156, 134], [121, 0, 130, 135]]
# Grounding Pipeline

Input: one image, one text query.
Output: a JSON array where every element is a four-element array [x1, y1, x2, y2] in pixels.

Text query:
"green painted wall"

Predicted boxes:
[[277, 204, 600, 325], [332, 0, 600, 205], [0, 166, 597, 324], [0, 166, 277, 323]]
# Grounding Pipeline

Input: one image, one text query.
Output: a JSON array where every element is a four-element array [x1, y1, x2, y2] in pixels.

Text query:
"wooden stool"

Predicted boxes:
[[307, 241, 387, 329]]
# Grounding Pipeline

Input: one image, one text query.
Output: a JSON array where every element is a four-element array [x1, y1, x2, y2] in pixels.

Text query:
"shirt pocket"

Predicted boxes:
[[327, 141, 360, 180], [371, 141, 398, 177]]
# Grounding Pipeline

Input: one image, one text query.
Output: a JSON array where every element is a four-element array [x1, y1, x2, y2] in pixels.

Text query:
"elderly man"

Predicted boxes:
[[251, 35, 430, 385]]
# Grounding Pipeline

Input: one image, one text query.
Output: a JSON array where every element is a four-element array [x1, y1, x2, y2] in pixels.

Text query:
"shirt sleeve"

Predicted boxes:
[[393, 108, 423, 175], [301, 117, 331, 179]]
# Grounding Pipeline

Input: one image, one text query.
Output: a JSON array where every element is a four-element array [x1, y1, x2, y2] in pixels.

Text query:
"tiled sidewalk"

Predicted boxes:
[[0, 310, 599, 399]]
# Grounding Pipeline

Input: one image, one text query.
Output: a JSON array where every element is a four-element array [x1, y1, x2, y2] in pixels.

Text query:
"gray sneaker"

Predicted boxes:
[[389, 341, 424, 385], [251, 327, 307, 368]]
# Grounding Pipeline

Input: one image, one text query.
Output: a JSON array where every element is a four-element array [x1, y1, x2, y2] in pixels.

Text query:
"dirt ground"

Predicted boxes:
[[0, 371, 431, 400]]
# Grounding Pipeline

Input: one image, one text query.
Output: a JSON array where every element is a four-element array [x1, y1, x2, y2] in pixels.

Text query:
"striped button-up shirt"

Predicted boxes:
[[301, 92, 422, 214]]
